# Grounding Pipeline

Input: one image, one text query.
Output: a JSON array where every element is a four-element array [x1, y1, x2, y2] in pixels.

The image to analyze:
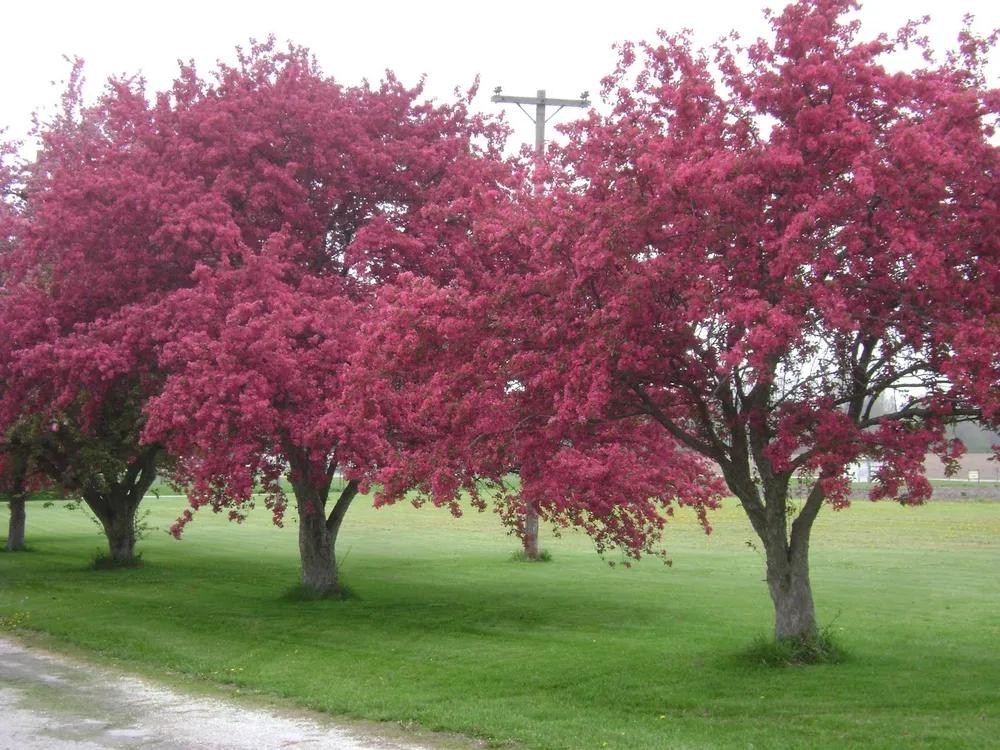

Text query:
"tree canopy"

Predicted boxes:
[[128, 40, 512, 595], [371, 0, 1000, 639]]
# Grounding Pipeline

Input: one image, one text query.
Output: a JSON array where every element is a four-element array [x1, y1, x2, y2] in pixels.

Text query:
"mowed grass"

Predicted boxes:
[[2, 490, 999, 750]]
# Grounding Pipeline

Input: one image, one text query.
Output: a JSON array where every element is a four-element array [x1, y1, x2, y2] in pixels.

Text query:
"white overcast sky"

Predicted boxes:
[[2, 0, 999, 154]]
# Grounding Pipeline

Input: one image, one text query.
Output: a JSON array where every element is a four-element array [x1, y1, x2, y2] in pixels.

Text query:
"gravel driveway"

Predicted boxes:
[[0, 637, 470, 750]]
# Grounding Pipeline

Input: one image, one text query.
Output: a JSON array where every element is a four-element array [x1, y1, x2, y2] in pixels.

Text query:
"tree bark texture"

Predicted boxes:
[[291, 474, 359, 597], [522, 500, 540, 560], [295, 483, 336, 596], [99, 495, 139, 563], [6, 495, 27, 552], [725, 461, 822, 642], [764, 534, 818, 641]]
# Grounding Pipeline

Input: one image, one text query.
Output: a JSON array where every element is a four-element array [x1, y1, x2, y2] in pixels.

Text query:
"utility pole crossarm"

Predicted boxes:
[[491, 88, 590, 156], [490, 94, 591, 108]]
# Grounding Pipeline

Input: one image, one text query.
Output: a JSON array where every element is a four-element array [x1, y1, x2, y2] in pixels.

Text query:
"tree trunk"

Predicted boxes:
[[764, 536, 818, 641], [759, 477, 825, 642], [102, 497, 139, 563], [295, 484, 337, 596], [291, 475, 359, 598], [85, 487, 142, 565], [725, 462, 823, 643], [522, 500, 540, 560], [6, 494, 27, 552], [80, 446, 158, 566]]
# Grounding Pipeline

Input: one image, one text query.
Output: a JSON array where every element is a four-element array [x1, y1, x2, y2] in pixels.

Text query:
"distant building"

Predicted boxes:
[[847, 461, 881, 483], [923, 453, 999, 482]]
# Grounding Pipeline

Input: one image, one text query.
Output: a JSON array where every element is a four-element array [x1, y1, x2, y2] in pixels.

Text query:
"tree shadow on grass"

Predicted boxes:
[[280, 582, 361, 603], [0, 544, 37, 553]]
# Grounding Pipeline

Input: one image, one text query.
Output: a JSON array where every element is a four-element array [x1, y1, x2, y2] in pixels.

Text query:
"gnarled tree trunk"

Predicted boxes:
[[6, 494, 27, 552], [86, 489, 142, 563], [290, 467, 359, 598], [763, 529, 818, 641], [295, 481, 336, 595], [757, 476, 825, 641], [81, 447, 158, 565], [725, 461, 824, 643]]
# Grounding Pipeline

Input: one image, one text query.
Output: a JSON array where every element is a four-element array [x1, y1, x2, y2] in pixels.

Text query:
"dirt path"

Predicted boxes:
[[0, 637, 470, 750]]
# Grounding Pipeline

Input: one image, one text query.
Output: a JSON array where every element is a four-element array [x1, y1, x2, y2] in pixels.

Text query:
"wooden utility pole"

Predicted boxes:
[[491, 87, 590, 561]]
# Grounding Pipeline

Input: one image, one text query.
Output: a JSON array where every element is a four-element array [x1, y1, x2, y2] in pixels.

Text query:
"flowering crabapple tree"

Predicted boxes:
[[0, 61, 234, 564], [355, 275, 725, 565], [139, 40, 510, 596], [0, 140, 29, 552], [415, 0, 1000, 642]]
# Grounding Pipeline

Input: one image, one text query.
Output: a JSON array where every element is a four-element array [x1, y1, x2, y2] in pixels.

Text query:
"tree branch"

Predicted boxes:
[[325, 479, 359, 537], [790, 473, 828, 557], [858, 405, 981, 429], [618, 375, 725, 460]]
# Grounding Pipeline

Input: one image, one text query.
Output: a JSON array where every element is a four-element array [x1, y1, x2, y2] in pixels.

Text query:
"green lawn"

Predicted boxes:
[[2, 491, 999, 749]]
